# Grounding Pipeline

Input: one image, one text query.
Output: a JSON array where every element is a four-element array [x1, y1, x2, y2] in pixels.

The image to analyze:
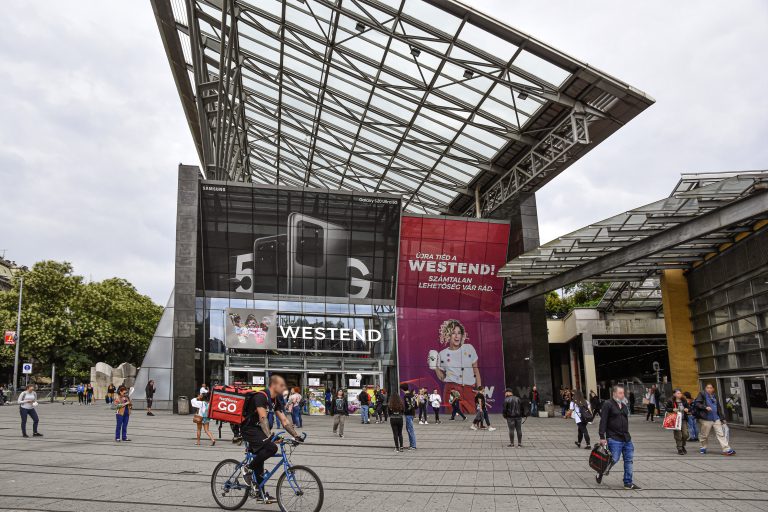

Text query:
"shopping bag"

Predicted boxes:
[[662, 411, 682, 430], [721, 422, 730, 443], [589, 444, 613, 475]]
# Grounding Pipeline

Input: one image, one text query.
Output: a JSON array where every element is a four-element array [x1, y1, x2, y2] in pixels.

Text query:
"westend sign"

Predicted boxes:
[[278, 326, 382, 342]]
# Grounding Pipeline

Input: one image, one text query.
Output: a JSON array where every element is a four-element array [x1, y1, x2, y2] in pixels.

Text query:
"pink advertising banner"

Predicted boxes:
[[396, 215, 510, 413]]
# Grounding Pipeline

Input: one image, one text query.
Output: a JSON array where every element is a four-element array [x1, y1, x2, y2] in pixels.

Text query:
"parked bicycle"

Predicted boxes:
[[210, 431, 323, 512]]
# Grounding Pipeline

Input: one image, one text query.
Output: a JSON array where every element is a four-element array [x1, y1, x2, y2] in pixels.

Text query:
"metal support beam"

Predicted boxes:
[[503, 189, 768, 305]]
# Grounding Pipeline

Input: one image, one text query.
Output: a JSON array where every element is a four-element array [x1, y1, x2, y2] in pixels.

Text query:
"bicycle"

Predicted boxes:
[[210, 431, 323, 512]]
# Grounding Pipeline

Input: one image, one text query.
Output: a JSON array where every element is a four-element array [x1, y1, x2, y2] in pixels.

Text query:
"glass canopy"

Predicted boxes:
[[500, 171, 768, 305], [153, 0, 653, 215]]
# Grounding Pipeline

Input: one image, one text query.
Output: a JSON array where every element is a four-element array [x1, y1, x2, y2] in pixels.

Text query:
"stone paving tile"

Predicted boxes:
[[1, 405, 768, 511]]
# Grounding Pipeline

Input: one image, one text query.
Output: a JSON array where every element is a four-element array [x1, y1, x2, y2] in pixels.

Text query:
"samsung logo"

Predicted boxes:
[[203, 186, 226, 192]]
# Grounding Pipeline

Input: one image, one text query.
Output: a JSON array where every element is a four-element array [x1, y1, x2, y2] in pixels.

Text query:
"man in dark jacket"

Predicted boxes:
[[401, 384, 417, 450], [598, 384, 640, 490], [503, 388, 523, 448], [693, 383, 734, 455], [529, 386, 539, 416], [330, 389, 349, 438]]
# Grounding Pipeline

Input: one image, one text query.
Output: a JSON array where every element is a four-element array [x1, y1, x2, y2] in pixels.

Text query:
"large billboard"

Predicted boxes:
[[396, 215, 509, 413], [198, 183, 401, 303]]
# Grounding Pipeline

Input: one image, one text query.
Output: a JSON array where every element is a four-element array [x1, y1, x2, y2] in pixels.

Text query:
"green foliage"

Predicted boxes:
[[0, 261, 162, 382], [545, 282, 610, 319]]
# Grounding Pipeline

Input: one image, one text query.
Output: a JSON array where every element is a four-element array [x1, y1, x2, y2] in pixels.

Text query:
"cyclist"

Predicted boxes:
[[241, 374, 302, 503]]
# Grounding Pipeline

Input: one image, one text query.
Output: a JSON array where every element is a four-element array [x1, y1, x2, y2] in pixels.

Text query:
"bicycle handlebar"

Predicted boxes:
[[271, 431, 307, 446]]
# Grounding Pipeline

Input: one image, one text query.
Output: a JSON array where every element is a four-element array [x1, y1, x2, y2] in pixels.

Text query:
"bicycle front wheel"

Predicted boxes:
[[211, 458, 249, 510], [276, 465, 324, 512]]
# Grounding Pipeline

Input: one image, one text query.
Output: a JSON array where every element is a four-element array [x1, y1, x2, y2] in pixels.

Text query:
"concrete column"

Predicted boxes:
[[172, 164, 200, 413], [582, 333, 597, 395], [660, 269, 699, 392], [494, 194, 553, 402]]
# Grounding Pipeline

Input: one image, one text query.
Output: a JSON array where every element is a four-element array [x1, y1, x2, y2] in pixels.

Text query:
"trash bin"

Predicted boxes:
[[544, 401, 555, 418], [177, 396, 189, 415]]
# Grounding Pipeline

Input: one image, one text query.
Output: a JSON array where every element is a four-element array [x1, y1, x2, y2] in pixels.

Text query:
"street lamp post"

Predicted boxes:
[[12, 276, 23, 394]]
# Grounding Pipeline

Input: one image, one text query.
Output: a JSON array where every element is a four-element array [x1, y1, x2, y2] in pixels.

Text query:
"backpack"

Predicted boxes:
[[405, 394, 417, 413], [580, 405, 594, 423]]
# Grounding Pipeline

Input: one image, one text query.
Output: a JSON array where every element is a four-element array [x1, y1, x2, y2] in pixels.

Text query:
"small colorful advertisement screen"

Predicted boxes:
[[396, 215, 509, 414], [224, 308, 278, 350]]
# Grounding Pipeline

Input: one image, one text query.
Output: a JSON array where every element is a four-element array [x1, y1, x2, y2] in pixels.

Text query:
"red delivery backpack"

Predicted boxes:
[[209, 385, 265, 424]]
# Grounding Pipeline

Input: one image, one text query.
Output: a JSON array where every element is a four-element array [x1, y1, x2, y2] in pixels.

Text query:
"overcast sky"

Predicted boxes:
[[1, 1, 767, 304]]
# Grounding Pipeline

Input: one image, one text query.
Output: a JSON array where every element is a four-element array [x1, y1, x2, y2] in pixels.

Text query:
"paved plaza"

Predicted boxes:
[[1, 403, 767, 512]]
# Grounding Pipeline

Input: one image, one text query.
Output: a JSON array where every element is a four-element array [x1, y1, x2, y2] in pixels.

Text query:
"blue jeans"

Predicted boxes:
[[291, 408, 302, 428], [687, 415, 698, 440], [361, 405, 369, 423], [115, 413, 129, 440], [531, 401, 538, 416], [405, 415, 416, 448], [607, 439, 634, 485]]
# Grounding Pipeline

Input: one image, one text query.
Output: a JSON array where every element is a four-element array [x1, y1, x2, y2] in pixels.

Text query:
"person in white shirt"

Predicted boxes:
[[190, 393, 216, 446], [429, 389, 442, 424], [18, 385, 42, 438], [429, 319, 481, 415]]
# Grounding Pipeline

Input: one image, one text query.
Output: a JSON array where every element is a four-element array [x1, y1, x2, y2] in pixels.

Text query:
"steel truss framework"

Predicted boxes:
[[152, 0, 652, 215], [501, 171, 768, 306], [593, 337, 667, 348]]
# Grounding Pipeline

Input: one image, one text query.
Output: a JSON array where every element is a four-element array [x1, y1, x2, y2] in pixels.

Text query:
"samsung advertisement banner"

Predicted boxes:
[[199, 183, 401, 304], [396, 215, 509, 414]]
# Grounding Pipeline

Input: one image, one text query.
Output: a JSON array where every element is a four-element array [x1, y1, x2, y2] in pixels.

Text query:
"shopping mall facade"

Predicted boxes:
[[135, 0, 768, 425]]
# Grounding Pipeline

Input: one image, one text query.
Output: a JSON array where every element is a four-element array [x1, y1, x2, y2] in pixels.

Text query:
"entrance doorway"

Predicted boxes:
[[745, 377, 768, 426]]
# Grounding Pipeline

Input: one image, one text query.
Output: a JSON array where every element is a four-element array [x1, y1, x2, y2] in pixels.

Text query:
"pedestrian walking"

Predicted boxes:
[[645, 385, 659, 422], [288, 387, 303, 428], [417, 388, 429, 424], [77, 383, 84, 405], [145, 379, 156, 416], [374, 386, 384, 423], [482, 388, 496, 430], [471, 386, 486, 431], [388, 393, 405, 452], [359, 389, 370, 424], [331, 389, 348, 438], [502, 388, 523, 447], [324, 388, 332, 416], [449, 389, 466, 420], [382, 389, 389, 422], [597, 384, 640, 489], [665, 388, 690, 455], [106, 383, 116, 405], [429, 388, 442, 424], [112, 385, 132, 442], [18, 385, 42, 438], [693, 383, 735, 456], [683, 391, 699, 441], [401, 384, 417, 449], [191, 393, 216, 446], [589, 390, 602, 418], [529, 385, 539, 416], [571, 390, 593, 449], [86, 384, 94, 405]]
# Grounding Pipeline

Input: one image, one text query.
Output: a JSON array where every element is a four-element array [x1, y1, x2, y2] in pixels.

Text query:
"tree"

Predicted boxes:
[[0, 261, 161, 387], [544, 282, 610, 319]]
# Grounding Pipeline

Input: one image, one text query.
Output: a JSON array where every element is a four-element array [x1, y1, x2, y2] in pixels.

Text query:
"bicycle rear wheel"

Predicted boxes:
[[276, 465, 324, 512], [211, 458, 250, 510]]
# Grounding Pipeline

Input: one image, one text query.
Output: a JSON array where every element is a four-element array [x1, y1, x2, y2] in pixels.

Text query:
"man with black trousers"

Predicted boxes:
[[241, 375, 303, 504], [598, 384, 640, 490], [502, 388, 523, 448]]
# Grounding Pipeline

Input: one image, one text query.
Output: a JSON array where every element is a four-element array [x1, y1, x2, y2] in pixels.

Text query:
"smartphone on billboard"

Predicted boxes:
[[252, 234, 288, 294], [287, 213, 349, 297]]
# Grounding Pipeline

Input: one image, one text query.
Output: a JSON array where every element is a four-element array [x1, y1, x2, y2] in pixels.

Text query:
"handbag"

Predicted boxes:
[[662, 411, 682, 430], [192, 414, 203, 425]]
